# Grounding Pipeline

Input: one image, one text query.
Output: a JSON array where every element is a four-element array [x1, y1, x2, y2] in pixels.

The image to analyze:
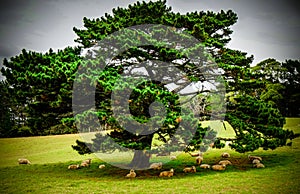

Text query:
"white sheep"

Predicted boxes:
[[200, 164, 210, 169], [149, 162, 163, 170], [248, 155, 262, 161], [183, 166, 196, 173], [159, 169, 174, 177], [170, 155, 177, 160], [18, 158, 31, 165], [68, 164, 80, 170], [80, 162, 90, 167], [218, 160, 232, 166], [191, 153, 199, 157], [80, 158, 92, 167], [125, 169, 136, 178], [190, 151, 203, 157], [252, 159, 261, 164], [221, 152, 230, 158], [212, 164, 226, 171], [253, 163, 265, 168], [99, 164, 105, 169], [196, 156, 203, 165], [83, 158, 92, 164]]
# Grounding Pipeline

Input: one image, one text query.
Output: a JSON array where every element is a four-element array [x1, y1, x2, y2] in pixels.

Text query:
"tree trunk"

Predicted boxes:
[[128, 134, 153, 169], [129, 150, 151, 169]]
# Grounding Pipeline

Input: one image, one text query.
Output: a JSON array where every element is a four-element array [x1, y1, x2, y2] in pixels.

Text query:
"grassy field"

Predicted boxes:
[[0, 118, 299, 193]]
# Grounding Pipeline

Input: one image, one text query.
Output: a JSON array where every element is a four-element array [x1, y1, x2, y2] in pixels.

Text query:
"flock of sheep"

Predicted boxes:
[[125, 152, 265, 178], [248, 155, 265, 168], [17, 152, 265, 178], [67, 158, 92, 169]]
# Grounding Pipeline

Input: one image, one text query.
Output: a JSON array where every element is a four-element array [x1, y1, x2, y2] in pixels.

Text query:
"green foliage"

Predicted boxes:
[[12, 125, 34, 137], [251, 58, 300, 116], [187, 126, 219, 152], [1, 47, 82, 136], [260, 83, 285, 107], [74, 0, 237, 50], [72, 139, 93, 155], [281, 59, 300, 116], [251, 58, 283, 83], [0, 81, 15, 137], [225, 95, 298, 152]]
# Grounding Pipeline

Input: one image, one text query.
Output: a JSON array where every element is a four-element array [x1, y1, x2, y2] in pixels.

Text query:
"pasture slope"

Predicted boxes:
[[0, 118, 299, 193]]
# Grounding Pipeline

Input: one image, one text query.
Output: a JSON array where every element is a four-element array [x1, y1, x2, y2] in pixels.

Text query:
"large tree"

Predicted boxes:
[[71, 0, 298, 169]]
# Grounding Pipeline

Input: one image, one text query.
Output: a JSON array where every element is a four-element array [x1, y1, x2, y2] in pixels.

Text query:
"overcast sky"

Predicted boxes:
[[0, 0, 299, 80]]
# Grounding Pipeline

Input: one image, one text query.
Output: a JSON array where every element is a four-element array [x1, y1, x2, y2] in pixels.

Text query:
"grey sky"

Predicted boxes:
[[0, 0, 299, 80]]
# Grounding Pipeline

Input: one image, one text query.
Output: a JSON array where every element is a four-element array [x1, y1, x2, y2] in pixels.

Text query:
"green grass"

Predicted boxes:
[[0, 134, 99, 167], [0, 118, 299, 193]]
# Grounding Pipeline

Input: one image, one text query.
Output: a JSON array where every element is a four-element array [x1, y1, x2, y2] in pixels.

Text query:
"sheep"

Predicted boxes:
[[212, 164, 226, 171], [252, 159, 261, 164], [149, 162, 163, 170], [183, 166, 196, 173], [80, 162, 90, 167], [159, 169, 174, 177], [99, 164, 105, 169], [68, 164, 80, 170], [253, 163, 265, 168], [191, 153, 200, 157], [170, 155, 177, 160], [83, 158, 92, 164], [190, 151, 203, 157], [248, 155, 262, 161], [221, 152, 230, 158], [125, 169, 136, 178], [18, 158, 31, 165], [218, 160, 232, 166], [200, 164, 210, 169], [80, 158, 92, 167], [196, 155, 203, 165]]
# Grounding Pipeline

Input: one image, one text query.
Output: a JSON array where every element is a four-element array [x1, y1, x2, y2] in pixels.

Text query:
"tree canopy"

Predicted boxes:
[[0, 47, 81, 136], [251, 58, 300, 116], [70, 0, 298, 169]]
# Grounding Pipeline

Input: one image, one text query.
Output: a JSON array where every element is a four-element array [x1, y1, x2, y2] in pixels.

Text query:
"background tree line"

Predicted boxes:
[[0, 47, 82, 137], [251, 58, 300, 117]]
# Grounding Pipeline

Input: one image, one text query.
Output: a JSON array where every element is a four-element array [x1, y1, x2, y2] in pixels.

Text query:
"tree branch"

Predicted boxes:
[[217, 137, 236, 141]]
